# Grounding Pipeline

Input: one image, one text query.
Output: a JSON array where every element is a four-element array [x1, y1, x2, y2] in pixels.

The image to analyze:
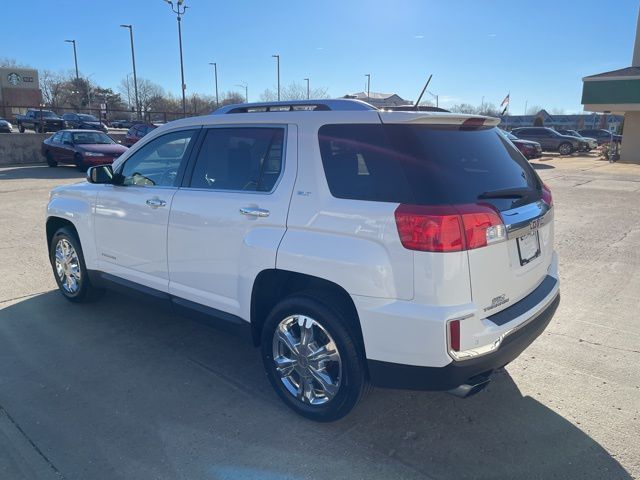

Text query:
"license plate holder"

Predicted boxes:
[[517, 231, 541, 266]]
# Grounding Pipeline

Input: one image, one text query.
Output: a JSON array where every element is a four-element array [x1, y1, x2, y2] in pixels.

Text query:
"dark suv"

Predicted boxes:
[[511, 127, 583, 155], [578, 129, 622, 146]]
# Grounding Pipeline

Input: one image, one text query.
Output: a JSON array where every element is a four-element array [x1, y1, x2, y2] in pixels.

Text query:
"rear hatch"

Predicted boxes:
[[378, 112, 553, 316]]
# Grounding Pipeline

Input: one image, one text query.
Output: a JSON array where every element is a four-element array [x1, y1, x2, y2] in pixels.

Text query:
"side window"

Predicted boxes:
[[536, 129, 549, 137], [61, 132, 72, 144], [120, 129, 196, 187], [51, 132, 62, 143], [189, 127, 285, 192]]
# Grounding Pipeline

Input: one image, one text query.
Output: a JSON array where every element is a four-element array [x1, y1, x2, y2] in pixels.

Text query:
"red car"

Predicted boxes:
[[503, 130, 542, 159], [122, 123, 157, 147], [42, 129, 128, 170]]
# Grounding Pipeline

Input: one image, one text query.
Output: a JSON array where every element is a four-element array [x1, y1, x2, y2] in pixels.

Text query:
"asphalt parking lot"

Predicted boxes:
[[0, 153, 639, 480]]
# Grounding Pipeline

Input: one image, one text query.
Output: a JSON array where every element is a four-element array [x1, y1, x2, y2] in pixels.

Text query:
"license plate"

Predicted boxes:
[[517, 231, 541, 265]]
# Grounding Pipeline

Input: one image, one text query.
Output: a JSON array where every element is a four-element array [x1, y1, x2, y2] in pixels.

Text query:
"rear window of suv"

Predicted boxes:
[[318, 123, 541, 209]]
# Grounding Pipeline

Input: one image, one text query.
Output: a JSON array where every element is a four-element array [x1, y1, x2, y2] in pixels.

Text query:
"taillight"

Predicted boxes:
[[542, 183, 553, 207], [449, 319, 460, 352], [394, 203, 505, 253]]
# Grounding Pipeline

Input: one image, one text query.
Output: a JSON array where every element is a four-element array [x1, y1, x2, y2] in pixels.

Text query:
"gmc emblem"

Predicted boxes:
[[530, 218, 541, 230]]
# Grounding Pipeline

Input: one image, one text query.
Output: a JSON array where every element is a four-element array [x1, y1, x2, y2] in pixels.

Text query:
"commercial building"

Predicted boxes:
[[0, 67, 42, 119], [343, 91, 411, 108], [580, 9, 640, 163], [499, 110, 623, 131]]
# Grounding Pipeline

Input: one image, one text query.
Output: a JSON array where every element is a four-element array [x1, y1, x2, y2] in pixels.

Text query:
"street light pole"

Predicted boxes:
[[427, 90, 439, 108], [304, 77, 310, 100], [64, 39, 79, 80], [236, 83, 248, 103], [120, 25, 140, 120], [365, 74, 371, 99], [165, 0, 188, 116], [209, 62, 219, 108], [272, 54, 280, 101]]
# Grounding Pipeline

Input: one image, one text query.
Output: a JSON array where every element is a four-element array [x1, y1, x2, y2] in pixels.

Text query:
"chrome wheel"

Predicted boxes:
[[272, 315, 342, 405], [54, 238, 81, 294], [559, 143, 571, 155]]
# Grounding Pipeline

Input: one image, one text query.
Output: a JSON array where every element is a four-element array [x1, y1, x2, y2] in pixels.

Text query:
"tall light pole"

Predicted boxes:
[[365, 74, 371, 99], [64, 39, 79, 80], [120, 25, 140, 120], [165, 0, 188, 116], [236, 83, 248, 103], [304, 77, 310, 100], [272, 54, 280, 101], [209, 62, 219, 108], [427, 90, 439, 108]]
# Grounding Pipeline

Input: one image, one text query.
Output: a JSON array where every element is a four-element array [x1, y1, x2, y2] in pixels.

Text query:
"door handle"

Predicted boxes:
[[239, 207, 270, 218], [146, 198, 167, 208]]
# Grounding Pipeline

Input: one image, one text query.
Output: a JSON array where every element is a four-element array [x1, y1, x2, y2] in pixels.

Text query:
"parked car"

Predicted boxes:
[[46, 100, 559, 421], [578, 128, 622, 146], [0, 118, 12, 133], [16, 109, 65, 133], [42, 129, 127, 170], [122, 123, 157, 147], [61, 113, 108, 133], [511, 127, 584, 155], [501, 130, 542, 159], [110, 119, 135, 129], [555, 129, 597, 151]]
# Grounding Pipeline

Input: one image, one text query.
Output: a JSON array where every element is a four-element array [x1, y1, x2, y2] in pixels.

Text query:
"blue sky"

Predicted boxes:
[[5, 0, 639, 113]]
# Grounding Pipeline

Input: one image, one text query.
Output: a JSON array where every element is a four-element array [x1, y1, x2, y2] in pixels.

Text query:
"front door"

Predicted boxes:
[[94, 128, 199, 291], [167, 125, 296, 320]]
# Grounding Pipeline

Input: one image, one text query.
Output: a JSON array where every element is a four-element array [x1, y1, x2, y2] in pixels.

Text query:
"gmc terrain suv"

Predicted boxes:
[[46, 100, 560, 421]]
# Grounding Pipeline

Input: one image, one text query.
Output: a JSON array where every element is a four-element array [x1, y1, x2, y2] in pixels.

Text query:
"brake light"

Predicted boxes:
[[542, 183, 553, 207], [449, 319, 460, 352], [394, 204, 505, 253]]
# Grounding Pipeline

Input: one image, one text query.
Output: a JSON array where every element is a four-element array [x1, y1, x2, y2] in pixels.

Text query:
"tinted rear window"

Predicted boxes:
[[318, 124, 541, 209]]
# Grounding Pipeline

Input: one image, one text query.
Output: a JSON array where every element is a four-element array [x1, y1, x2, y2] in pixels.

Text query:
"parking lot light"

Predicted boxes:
[[120, 25, 140, 121], [165, 0, 189, 116], [272, 54, 280, 101], [64, 39, 79, 81]]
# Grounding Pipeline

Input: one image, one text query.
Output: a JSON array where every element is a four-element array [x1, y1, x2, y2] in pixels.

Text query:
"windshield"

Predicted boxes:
[[72, 132, 115, 144], [78, 114, 99, 122]]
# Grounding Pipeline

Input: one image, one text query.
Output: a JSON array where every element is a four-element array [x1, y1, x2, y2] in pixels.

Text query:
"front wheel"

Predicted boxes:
[[45, 151, 57, 167], [558, 142, 572, 156], [261, 293, 369, 422], [74, 153, 86, 171], [49, 227, 103, 303]]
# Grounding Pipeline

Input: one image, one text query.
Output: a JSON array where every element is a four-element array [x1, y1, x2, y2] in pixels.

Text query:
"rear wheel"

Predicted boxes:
[[45, 151, 57, 167], [49, 227, 103, 303], [558, 142, 572, 156], [74, 153, 86, 171], [261, 293, 369, 422]]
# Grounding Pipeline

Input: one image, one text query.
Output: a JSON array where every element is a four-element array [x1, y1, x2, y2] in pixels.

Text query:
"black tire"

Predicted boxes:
[[45, 151, 57, 167], [74, 153, 86, 171], [49, 227, 104, 303], [558, 142, 572, 156], [18, 124, 25, 133], [36, 124, 44, 133], [261, 292, 369, 422]]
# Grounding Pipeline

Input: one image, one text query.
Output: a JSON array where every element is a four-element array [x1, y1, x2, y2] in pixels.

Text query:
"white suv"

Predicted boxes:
[[46, 100, 560, 421]]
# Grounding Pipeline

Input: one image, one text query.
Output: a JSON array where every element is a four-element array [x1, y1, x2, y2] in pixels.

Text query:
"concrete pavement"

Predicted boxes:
[[0, 155, 638, 479]]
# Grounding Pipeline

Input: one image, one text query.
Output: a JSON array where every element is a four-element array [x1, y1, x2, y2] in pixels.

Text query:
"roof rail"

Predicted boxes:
[[212, 99, 378, 115]]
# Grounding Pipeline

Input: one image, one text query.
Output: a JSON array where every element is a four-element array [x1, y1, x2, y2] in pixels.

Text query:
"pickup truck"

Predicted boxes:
[[16, 109, 65, 133]]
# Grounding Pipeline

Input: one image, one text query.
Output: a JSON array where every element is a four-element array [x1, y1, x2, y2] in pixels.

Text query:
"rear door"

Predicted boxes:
[[378, 115, 553, 317], [167, 124, 296, 320]]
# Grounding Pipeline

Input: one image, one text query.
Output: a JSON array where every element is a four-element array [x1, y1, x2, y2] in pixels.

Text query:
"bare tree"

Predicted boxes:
[[260, 82, 329, 101], [0, 57, 31, 68], [40, 70, 69, 108], [450, 103, 477, 114], [118, 77, 165, 112]]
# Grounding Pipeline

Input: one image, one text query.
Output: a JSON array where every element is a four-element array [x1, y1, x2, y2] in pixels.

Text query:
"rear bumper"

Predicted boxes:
[[368, 290, 560, 391]]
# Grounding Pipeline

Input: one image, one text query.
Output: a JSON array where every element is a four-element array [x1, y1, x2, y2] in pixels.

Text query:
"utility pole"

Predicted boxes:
[[64, 40, 79, 80], [236, 83, 248, 103], [304, 77, 310, 100], [120, 25, 140, 120], [365, 73, 371, 99], [165, 0, 188, 116], [209, 62, 219, 108], [272, 54, 280, 101]]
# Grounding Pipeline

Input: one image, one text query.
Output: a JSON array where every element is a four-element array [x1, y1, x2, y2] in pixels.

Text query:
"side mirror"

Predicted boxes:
[[87, 164, 114, 184]]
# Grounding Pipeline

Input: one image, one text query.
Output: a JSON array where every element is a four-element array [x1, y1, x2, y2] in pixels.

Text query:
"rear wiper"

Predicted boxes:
[[478, 187, 532, 200]]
